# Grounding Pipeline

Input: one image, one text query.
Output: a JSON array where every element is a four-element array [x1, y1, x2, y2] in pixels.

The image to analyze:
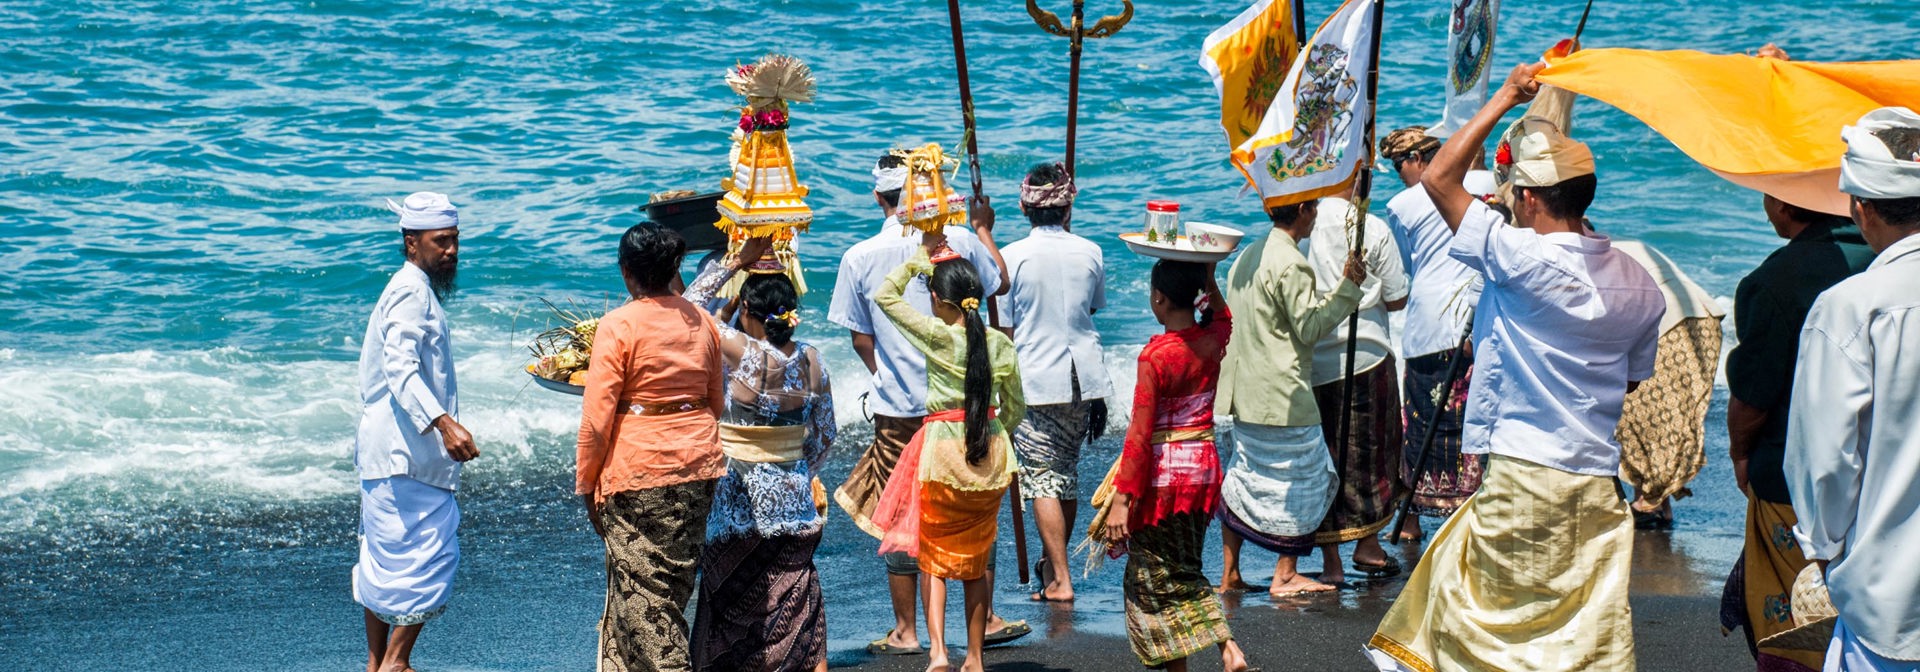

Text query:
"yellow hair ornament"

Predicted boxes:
[[959, 297, 980, 311]]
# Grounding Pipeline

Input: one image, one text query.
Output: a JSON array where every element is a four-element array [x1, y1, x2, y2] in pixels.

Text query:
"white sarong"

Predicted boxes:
[[354, 476, 460, 625], [1827, 619, 1920, 672], [1219, 422, 1338, 538]]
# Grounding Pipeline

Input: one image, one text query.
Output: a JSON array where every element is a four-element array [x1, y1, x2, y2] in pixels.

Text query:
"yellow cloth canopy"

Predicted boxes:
[[1536, 48, 1920, 214]]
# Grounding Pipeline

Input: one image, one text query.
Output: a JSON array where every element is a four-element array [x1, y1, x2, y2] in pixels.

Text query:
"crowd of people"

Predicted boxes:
[[346, 63, 1920, 672]]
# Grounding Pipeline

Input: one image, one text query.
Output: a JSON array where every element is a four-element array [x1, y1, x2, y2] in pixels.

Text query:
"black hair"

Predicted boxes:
[[741, 273, 800, 347], [929, 258, 992, 465], [1515, 173, 1598, 221], [1022, 162, 1071, 227], [1777, 199, 1855, 230], [1392, 145, 1440, 173], [1859, 128, 1920, 228], [1151, 260, 1214, 328], [617, 223, 686, 294], [876, 153, 905, 210], [1266, 201, 1313, 226]]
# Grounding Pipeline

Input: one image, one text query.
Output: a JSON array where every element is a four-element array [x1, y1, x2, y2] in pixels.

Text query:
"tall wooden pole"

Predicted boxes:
[[948, 0, 1028, 586], [1065, 0, 1085, 176], [1335, 0, 1386, 482]]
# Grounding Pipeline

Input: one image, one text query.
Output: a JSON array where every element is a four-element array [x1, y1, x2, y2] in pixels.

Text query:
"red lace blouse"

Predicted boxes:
[[1113, 308, 1231, 530]]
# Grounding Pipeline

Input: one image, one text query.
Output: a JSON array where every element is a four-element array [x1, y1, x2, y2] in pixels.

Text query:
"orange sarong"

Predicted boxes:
[[870, 407, 1008, 580]]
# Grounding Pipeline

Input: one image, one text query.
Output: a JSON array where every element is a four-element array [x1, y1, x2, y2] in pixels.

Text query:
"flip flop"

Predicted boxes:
[[866, 638, 924, 656], [983, 620, 1031, 647], [1028, 560, 1074, 602], [1353, 557, 1403, 580]]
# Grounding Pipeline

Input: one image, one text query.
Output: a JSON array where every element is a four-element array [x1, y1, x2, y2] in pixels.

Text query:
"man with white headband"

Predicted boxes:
[[1365, 63, 1664, 672], [1785, 106, 1920, 671], [828, 151, 1027, 654], [354, 191, 478, 672], [996, 161, 1112, 603]]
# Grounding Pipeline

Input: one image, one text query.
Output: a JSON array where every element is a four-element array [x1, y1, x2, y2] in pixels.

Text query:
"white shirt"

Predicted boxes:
[[1305, 197, 1409, 385], [1785, 232, 1920, 661], [1450, 200, 1664, 477], [356, 262, 461, 490], [1386, 185, 1483, 358], [827, 216, 1003, 418], [997, 225, 1113, 405]]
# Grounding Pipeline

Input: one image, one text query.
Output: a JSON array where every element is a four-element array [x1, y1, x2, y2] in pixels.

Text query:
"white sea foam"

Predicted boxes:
[[0, 323, 1143, 524]]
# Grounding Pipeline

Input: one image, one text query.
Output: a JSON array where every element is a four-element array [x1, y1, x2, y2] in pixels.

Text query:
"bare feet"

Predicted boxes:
[[1270, 572, 1336, 597], [1318, 569, 1348, 586], [1394, 516, 1424, 544], [925, 655, 953, 672], [1030, 581, 1075, 602], [1221, 638, 1254, 672], [959, 653, 985, 672], [1217, 571, 1261, 593]]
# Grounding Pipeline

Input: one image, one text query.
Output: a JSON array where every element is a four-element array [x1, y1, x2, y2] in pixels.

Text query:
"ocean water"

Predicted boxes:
[[2, 0, 1909, 669]]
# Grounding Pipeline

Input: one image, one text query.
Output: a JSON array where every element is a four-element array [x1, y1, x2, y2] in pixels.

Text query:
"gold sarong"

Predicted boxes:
[[1368, 455, 1636, 672], [1616, 316, 1722, 511]]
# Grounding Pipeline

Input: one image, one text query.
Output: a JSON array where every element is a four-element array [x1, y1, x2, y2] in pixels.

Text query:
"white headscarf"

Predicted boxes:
[[386, 192, 459, 231], [1839, 107, 1920, 200], [1508, 118, 1595, 188], [872, 160, 908, 193]]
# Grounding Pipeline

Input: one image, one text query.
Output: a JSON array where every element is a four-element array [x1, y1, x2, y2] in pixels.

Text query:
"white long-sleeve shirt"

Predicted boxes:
[[1786, 232, 1920, 661], [355, 262, 461, 490]]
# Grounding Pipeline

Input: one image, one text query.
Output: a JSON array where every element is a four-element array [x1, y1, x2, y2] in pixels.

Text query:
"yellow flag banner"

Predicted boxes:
[[1230, 0, 1378, 208], [1200, 0, 1303, 150], [1537, 48, 1920, 215]]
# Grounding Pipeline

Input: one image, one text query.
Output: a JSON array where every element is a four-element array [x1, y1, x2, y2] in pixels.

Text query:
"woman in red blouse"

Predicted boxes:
[[1102, 260, 1256, 672]]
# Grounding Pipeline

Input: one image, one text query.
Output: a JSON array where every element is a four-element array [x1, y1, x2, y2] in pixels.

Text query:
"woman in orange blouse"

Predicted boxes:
[[575, 223, 726, 672]]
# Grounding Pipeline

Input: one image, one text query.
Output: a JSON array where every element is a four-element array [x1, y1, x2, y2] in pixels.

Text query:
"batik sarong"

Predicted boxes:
[[1401, 348, 1484, 516], [1313, 356, 1404, 544], [598, 479, 718, 672], [354, 476, 459, 626], [834, 414, 921, 538], [1720, 493, 1824, 671], [1014, 400, 1091, 500], [1366, 455, 1636, 672], [691, 525, 825, 672], [1616, 315, 1722, 511], [1126, 511, 1234, 668], [1217, 422, 1336, 556]]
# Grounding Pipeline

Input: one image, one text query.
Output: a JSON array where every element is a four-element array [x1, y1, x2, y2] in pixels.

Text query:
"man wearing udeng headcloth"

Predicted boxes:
[[1786, 106, 1920, 671], [354, 191, 478, 672]]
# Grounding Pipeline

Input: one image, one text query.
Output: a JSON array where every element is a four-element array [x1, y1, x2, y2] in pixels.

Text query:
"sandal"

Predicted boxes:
[[983, 620, 1031, 647], [865, 638, 924, 656], [1353, 557, 1403, 580]]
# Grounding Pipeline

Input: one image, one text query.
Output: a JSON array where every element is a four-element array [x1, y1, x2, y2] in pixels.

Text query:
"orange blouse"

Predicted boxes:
[[574, 295, 726, 503]]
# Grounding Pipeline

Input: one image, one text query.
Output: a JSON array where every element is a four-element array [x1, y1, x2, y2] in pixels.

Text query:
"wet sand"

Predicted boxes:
[[831, 531, 1751, 671]]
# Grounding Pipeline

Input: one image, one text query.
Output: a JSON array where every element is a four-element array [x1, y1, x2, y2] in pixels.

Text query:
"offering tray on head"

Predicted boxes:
[[1120, 222, 1245, 263]]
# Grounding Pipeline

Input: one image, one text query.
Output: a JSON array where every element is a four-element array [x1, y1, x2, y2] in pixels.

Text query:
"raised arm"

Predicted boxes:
[[1278, 265, 1363, 344], [873, 246, 947, 355], [1424, 63, 1542, 231]]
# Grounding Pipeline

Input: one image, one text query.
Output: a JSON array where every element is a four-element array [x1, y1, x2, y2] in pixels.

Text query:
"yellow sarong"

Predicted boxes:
[[1367, 455, 1636, 672]]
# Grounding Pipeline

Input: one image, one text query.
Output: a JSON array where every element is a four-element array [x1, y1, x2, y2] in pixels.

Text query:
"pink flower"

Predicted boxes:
[[738, 113, 753, 132]]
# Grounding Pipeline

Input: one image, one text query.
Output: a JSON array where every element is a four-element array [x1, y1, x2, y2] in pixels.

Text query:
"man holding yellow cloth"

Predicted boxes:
[[1364, 63, 1666, 672]]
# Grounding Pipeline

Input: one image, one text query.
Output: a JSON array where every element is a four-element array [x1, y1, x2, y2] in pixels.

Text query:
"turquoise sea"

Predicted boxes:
[[2, 1, 1911, 669]]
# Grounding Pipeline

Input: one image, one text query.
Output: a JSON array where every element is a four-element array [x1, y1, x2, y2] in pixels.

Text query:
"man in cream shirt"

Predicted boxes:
[[354, 192, 479, 672], [1786, 107, 1920, 671]]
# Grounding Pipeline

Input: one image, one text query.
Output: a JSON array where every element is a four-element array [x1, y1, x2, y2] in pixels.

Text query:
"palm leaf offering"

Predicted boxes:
[[524, 299, 599, 387]]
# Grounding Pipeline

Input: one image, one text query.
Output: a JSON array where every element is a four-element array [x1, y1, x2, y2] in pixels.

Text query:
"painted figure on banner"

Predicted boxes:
[[1268, 43, 1359, 182]]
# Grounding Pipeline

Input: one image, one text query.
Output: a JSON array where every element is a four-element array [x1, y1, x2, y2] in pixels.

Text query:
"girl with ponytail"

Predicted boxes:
[[866, 245, 1025, 672], [1088, 259, 1259, 671]]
